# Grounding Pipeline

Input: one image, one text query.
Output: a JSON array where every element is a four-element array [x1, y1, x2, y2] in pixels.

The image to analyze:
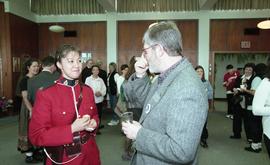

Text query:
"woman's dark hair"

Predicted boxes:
[[226, 64, 233, 70], [22, 58, 38, 75], [55, 44, 80, 63], [125, 56, 136, 80], [255, 63, 267, 79], [266, 57, 270, 80], [195, 65, 206, 82], [120, 64, 129, 71], [244, 62, 255, 71]]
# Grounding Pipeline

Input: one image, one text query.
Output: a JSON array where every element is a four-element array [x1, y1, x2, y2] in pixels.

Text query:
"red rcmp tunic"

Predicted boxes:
[[29, 79, 101, 165]]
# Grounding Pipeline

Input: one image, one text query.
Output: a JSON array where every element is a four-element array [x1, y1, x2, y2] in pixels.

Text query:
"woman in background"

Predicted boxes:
[[85, 65, 107, 135], [195, 65, 213, 148], [107, 62, 119, 126], [242, 63, 266, 153], [253, 58, 270, 158], [17, 58, 40, 163]]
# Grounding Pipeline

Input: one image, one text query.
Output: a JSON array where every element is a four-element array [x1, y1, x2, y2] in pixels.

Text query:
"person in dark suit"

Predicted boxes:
[[95, 60, 107, 129], [28, 56, 59, 104], [96, 59, 107, 87], [27, 56, 59, 162], [81, 59, 93, 83], [107, 62, 119, 126]]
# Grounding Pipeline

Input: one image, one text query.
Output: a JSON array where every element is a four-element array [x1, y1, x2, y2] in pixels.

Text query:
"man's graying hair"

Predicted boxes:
[[143, 21, 183, 56]]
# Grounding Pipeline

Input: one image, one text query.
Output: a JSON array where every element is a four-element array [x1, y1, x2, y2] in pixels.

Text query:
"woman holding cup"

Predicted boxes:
[[29, 44, 100, 165]]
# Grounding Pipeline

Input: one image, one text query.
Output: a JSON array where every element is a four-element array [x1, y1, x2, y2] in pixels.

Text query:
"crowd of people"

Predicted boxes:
[[13, 21, 270, 165], [223, 62, 270, 156]]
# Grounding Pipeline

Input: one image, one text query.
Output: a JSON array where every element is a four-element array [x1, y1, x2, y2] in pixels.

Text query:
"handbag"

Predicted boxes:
[[64, 132, 82, 158], [45, 146, 64, 163]]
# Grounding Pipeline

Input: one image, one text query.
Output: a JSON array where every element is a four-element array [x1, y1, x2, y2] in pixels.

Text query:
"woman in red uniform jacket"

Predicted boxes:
[[29, 44, 100, 165]]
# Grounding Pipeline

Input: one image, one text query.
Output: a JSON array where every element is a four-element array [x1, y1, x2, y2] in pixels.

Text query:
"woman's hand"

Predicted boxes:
[[87, 119, 98, 129], [71, 116, 90, 133]]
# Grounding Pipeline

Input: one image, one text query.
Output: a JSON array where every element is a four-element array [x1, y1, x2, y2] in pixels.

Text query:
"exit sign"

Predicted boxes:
[[241, 41, 251, 49]]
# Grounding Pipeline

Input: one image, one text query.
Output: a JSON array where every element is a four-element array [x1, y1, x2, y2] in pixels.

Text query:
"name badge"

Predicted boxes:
[[145, 104, 151, 114]]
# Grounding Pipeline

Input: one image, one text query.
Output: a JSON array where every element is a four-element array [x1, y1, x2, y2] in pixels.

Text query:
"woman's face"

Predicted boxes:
[[196, 68, 204, 79], [92, 66, 99, 76], [57, 51, 82, 80], [244, 67, 253, 77], [28, 61, 39, 76], [122, 67, 129, 76]]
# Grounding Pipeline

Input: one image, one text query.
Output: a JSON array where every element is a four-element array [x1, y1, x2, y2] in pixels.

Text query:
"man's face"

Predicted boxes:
[[142, 44, 160, 73], [87, 60, 93, 68]]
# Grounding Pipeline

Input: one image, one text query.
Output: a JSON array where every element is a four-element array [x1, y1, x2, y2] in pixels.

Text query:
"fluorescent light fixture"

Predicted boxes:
[[49, 25, 65, 32], [257, 20, 270, 30]]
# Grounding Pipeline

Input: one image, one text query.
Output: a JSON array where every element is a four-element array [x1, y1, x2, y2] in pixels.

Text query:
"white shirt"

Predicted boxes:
[[247, 77, 262, 110], [85, 75, 107, 103], [114, 74, 125, 95], [252, 78, 270, 138]]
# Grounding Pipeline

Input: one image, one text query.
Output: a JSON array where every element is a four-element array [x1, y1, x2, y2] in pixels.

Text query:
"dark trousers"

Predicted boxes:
[[201, 121, 208, 141], [232, 104, 251, 139], [226, 94, 234, 115], [264, 134, 270, 159], [243, 110, 253, 140], [233, 104, 244, 136], [248, 112, 263, 143], [96, 102, 103, 125]]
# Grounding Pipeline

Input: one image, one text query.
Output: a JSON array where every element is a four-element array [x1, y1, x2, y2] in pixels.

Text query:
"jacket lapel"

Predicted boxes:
[[139, 75, 174, 124], [139, 58, 190, 124]]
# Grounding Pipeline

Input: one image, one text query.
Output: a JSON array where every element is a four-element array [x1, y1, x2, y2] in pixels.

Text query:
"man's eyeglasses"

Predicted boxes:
[[142, 44, 159, 57]]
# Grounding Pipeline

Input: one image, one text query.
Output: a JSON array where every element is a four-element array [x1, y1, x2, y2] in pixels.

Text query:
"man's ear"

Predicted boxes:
[[157, 44, 166, 57]]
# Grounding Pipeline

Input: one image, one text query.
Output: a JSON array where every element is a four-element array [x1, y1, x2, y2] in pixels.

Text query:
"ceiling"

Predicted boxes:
[[30, 0, 270, 15]]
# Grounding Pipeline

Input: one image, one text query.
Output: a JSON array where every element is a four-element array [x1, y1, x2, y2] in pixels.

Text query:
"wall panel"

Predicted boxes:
[[38, 22, 107, 70], [0, 2, 11, 98], [118, 20, 198, 69], [9, 14, 39, 101], [211, 19, 270, 51], [0, 2, 38, 110]]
